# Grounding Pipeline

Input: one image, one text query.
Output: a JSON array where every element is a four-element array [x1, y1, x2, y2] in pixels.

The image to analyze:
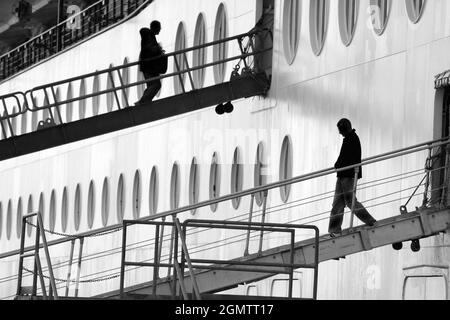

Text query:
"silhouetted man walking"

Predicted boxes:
[[328, 119, 377, 237], [135, 20, 163, 106]]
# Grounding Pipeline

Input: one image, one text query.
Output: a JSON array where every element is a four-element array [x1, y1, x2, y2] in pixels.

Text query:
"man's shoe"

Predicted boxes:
[[367, 220, 377, 227]]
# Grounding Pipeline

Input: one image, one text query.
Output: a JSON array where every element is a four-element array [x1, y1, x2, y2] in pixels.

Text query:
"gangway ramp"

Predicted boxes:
[[96, 207, 450, 299], [0, 28, 272, 162]]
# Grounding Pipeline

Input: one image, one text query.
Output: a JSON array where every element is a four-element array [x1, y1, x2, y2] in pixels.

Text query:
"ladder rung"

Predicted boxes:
[[21, 252, 35, 259]]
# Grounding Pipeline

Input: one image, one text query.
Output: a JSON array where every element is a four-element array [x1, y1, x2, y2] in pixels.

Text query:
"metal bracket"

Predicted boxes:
[[419, 210, 434, 236]]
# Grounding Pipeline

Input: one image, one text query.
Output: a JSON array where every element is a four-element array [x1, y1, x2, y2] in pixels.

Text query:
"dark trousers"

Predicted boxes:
[[328, 178, 376, 233], [137, 72, 161, 104]]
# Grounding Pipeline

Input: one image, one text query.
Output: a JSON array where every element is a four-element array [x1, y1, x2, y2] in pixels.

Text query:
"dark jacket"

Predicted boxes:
[[335, 129, 363, 179], [139, 28, 162, 74]]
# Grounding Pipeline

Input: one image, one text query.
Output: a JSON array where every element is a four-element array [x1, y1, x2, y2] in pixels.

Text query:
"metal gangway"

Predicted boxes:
[[0, 26, 272, 162], [1, 137, 449, 300]]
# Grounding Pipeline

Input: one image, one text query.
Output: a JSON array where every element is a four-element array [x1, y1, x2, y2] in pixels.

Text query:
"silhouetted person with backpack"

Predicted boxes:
[[135, 20, 164, 106], [328, 119, 377, 237]]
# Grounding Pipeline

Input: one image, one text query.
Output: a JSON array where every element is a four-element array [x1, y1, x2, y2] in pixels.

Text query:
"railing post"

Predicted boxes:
[[422, 146, 433, 207], [74, 237, 84, 298], [36, 211, 58, 300], [172, 219, 179, 299], [16, 214, 29, 296], [107, 70, 122, 110], [50, 86, 64, 124], [1, 99, 15, 138], [288, 230, 295, 299], [349, 167, 360, 229], [119, 221, 127, 298], [258, 190, 269, 255], [152, 224, 160, 297], [244, 194, 255, 256], [116, 68, 130, 108], [32, 216, 40, 296], [65, 239, 76, 297], [440, 142, 450, 207], [43, 89, 57, 125], [182, 52, 196, 91], [173, 56, 186, 93]]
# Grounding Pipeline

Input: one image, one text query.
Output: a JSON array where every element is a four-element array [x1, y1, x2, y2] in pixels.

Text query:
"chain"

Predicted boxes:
[[22, 266, 121, 284], [25, 221, 122, 239]]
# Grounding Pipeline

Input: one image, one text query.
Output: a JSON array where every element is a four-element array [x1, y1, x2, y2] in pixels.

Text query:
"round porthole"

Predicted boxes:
[[92, 74, 100, 115], [16, 197, 23, 239], [405, 0, 426, 24], [193, 13, 207, 88], [209, 153, 221, 212], [254, 143, 267, 207], [49, 190, 56, 232], [121, 57, 130, 107], [87, 180, 95, 229], [310, 0, 330, 56], [26, 195, 33, 237], [370, 0, 392, 36], [6, 200, 12, 240], [132, 170, 141, 219], [61, 187, 68, 232], [0, 202, 3, 239], [101, 178, 110, 226], [79, 79, 86, 119], [117, 174, 126, 223], [230, 147, 243, 209], [174, 23, 187, 95], [149, 167, 159, 215], [338, 0, 359, 46], [170, 163, 180, 210], [38, 192, 45, 228], [66, 83, 73, 122], [213, 3, 228, 84], [74, 184, 81, 231], [283, 0, 301, 64], [279, 136, 293, 203], [106, 64, 116, 112], [189, 158, 200, 214]]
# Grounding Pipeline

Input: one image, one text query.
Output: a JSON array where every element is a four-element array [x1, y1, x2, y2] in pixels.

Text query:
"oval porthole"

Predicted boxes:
[[61, 187, 68, 232], [254, 142, 267, 207], [66, 83, 73, 122], [189, 158, 200, 214], [370, 0, 392, 35], [213, 3, 228, 84], [21, 102, 28, 135], [117, 174, 126, 223], [92, 74, 100, 116], [132, 170, 141, 219], [31, 97, 38, 131], [79, 79, 86, 119], [49, 189, 56, 232], [87, 180, 95, 229], [106, 64, 116, 112], [121, 57, 130, 107], [230, 147, 243, 209], [74, 184, 81, 231], [338, 0, 359, 46], [101, 177, 110, 226], [170, 163, 180, 210], [16, 198, 22, 239], [283, 0, 301, 64], [38, 192, 45, 228], [149, 167, 159, 215], [310, 0, 330, 56], [174, 22, 187, 95], [26, 195, 33, 237], [6, 199, 12, 240], [193, 13, 207, 88], [11, 107, 17, 136], [279, 136, 293, 203], [405, 0, 426, 24], [209, 152, 221, 212], [136, 71, 145, 100]]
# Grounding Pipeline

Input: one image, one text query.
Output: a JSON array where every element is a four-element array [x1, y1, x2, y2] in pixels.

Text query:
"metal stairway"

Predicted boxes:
[[95, 207, 450, 299], [0, 28, 272, 162]]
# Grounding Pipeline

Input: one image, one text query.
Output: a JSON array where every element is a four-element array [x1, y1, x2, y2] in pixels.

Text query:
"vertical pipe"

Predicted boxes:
[[313, 228, 319, 300], [43, 89, 56, 124], [36, 211, 58, 299], [74, 237, 84, 297], [152, 224, 160, 297], [244, 194, 255, 256], [119, 222, 127, 298], [35, 253, 47, 299], [16, 215, 29, 296], [157, 217, 166, 278], [65, 239, 76, 297], [288, 231, 294, 299], [172, 220, 179, 299], [423, 147, 432, 207], [32, 215, 40, 296], [50, 86, 63, 124], [349, 167, 360, 229], [166, 217, 175, 279], [258, 190, 268, 255]]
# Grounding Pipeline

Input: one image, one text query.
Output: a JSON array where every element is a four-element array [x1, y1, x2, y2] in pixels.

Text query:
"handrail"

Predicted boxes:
[[0, 0, 151, 81], [0, 137, 448, 260]]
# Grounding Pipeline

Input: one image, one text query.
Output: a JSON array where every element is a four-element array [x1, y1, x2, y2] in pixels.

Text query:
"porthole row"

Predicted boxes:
[[0, 136, 294, 242]]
